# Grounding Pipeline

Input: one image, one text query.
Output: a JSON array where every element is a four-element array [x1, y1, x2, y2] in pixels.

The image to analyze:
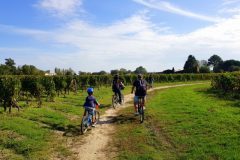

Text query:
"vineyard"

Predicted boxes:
[[211, 72, 240, 97], [0, 73, 220, 112]]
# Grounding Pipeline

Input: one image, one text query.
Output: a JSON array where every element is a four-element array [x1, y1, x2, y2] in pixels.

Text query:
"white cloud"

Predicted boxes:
[[222, 0, 240, 6], [36, 0, 83, 17], [2, 12, 240, 72], [132, 0, 222, 22]]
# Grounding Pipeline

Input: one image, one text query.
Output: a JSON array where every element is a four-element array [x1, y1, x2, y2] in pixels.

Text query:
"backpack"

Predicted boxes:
[[137, 80, 147, 95]]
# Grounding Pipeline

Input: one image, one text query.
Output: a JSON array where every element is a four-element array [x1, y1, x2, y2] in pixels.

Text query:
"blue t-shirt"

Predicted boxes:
[[83, 95, 98, 108]]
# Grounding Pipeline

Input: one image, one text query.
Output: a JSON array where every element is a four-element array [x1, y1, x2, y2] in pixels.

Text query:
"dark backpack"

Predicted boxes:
[[137, 80, 147, 95]]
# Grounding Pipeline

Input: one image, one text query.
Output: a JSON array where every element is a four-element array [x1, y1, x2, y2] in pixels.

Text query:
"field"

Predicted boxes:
[[114, 83, 240, 159], [0, 81, 240, 159]]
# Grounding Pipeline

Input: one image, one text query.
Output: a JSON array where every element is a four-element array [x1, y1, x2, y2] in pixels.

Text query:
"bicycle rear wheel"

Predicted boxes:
[[139, 105, 144, 123], [80, 116, 89, 134], [138, 97, 144, 123]]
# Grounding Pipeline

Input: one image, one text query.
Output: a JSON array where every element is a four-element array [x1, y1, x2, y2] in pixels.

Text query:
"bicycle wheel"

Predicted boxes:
[[121, 94, 124, 104], [138, 97, 144, 123], [80, 116, 89, 134], [139, 105, 144, 123], [112, 95, 118, 109]]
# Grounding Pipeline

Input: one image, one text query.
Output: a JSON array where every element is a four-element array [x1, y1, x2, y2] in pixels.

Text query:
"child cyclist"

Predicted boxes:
[[83, 88, 100, 127]]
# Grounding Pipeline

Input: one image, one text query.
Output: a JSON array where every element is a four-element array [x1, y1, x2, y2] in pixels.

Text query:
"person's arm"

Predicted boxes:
[[94, 98, 100, 106], [131, 86, 134, 94], [131, 81, 136, 94]]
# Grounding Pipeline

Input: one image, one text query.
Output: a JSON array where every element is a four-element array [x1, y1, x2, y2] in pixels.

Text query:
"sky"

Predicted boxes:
[[0, 0, 240, 72]]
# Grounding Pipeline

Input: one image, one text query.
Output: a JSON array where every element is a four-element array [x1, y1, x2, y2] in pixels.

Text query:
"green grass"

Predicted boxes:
[[114, 83, 240, 160], [0, 86, 119, 159], [0, 81, 215, 159]]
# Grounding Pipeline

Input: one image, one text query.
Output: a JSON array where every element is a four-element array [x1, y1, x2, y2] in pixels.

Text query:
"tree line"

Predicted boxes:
[[1, 55, 240, 76], [182, 54, 240, 73]]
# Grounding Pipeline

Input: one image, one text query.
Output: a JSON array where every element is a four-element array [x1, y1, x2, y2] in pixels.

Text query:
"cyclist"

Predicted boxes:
[[148, 75, 154, 89], [112, 74, 125, 104], [131, 74, 148, 115], [83, 88, 100, 127]]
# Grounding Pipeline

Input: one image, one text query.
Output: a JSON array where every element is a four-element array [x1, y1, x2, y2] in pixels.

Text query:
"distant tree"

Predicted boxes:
[[55, 67, 75, 75], [199, 60, 208, 67], [4, 58, 16, 74], [5, 58, 15, 67], [78, 71, 91, 75], [65, 68, 75, 76], [214, 60, 240, 72], [199, 66, 210, 73], [92, 71, 107, 75], [198, 60, 210, 73], [99, 71, 107, 75], [110, 69, 119, 75], [208, 55, 223, 67], [18, 65, 45, 75], [134, 66, 147, 74], [183, 55, 199, 73], [172, 67, 175, 73], [119, 68, 128, 75], [0, 65, 11, 75], [162, 69, 174, 74]]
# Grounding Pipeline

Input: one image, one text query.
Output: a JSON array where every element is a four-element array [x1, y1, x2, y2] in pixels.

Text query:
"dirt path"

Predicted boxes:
[[69, 83, 204, 160]]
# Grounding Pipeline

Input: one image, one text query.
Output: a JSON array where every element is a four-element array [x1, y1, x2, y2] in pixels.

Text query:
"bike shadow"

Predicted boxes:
[[63, 124, 81, 137]]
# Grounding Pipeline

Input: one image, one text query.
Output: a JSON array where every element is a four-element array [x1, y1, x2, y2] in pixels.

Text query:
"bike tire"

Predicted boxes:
[[139, 105, 144, 123], [80, 116, 88, 134], [112, 96, 118, 109], [121, 94, 125, 104]]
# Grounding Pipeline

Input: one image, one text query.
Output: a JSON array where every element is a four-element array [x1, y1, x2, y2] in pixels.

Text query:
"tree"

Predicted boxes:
[[199, 66, 210, 73], [134, 66, 147, 74], [208, 55, 223, 67], [5, 58, 15, 67], [3, 58, 16, 74], [183, 55, 199, 73], [198, 60, 208, 67], [110, 69, 119, 75], [214, 60, 240, 72], [119, 68, 128, 75]]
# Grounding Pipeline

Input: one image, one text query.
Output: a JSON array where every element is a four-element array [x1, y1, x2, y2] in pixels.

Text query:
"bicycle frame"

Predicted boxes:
[[81, 107, 100, 134]]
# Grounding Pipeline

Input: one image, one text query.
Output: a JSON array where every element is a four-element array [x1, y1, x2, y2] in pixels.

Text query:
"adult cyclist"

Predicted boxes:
[[131, 74, 148, 115], [112, 74, 125, 104]]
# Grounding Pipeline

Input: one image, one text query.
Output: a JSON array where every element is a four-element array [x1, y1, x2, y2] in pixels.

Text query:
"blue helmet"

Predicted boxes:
[[87, 88, 94, 93]]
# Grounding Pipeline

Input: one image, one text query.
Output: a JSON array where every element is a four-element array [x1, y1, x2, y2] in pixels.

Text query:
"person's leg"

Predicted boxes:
[[134, 96, 138, 114], [116, 89, 122, 103]]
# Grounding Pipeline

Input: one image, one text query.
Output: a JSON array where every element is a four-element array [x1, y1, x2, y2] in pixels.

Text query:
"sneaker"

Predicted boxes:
[[91, 124, 96, 127]]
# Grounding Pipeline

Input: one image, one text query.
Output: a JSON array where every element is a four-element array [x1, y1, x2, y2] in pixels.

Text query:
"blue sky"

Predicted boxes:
[[1, 0, 240, 72]]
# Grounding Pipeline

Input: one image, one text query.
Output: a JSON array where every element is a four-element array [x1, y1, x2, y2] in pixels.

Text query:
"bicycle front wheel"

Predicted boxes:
[[112, 96, 118, 109], [121, 94, 124, 104], [80, 116, 88, 134]]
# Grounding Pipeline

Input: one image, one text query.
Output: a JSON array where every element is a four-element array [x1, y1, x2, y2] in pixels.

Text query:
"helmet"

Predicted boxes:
[[87, 88, 94, 94], [137, 74, 143, 79]]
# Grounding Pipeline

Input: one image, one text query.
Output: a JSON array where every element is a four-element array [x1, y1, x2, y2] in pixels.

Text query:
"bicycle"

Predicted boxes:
[[80, 106, 100, 134], [112, 93, 124, 109], [137, 96, 145, 123]]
